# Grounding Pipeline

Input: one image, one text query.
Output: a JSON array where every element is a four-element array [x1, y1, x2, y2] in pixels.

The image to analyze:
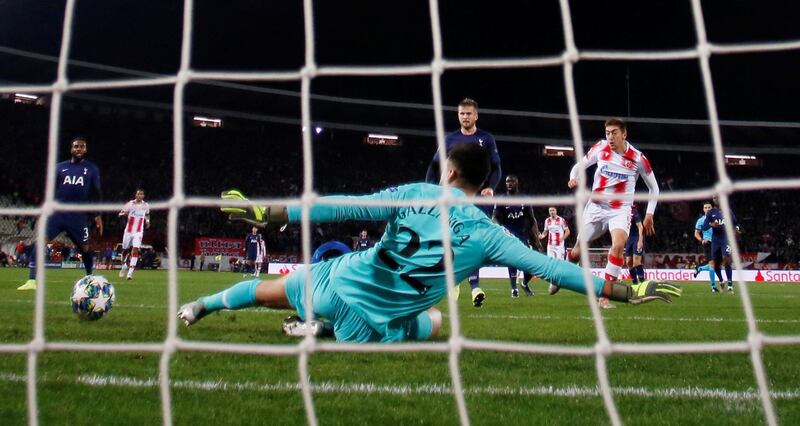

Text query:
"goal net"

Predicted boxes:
[[1, 0, 799, 425]]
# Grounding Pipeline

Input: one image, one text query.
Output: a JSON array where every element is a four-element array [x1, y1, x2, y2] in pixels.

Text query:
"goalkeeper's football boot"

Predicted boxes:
[[548, 283, 560, 295], [511, 288, 519, 298], [282, 316, 325, 337], [17, 279, 37, 291], [521, 282, 534, 296], [629, 280, 683, 304], [177, 301, 207, 326], [598, 297, 616, 309], [711, 286, 719, 293], [471, 287, 486, 308]]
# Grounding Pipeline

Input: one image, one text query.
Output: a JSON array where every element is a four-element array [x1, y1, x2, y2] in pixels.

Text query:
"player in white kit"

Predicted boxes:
[[254, 237, 267, 277], [551, 118, 659, 309], [118, 189, 150, 280], [539, 207, 570, 260]]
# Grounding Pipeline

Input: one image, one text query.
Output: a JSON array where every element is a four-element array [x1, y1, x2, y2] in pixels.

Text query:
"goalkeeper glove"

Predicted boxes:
[[220, 189, 269, 228], [628, 280, 683, 305]]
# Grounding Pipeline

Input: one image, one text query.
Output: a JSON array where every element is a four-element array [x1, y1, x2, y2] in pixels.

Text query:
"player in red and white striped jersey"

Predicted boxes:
[[555, 118, 659, 308], [118, 189, 151, 280], [539, 207, 570, 260]]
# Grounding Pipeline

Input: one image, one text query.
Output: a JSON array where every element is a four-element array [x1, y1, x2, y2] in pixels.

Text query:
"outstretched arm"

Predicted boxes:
[[285, 192, 398, 223], [483, 224, 605, 297], [221, 187, 405, 227], [482, 223, 680, 303]]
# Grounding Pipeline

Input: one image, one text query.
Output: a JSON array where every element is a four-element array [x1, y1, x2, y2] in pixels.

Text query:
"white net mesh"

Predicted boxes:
[[2, 0, 799, 425]]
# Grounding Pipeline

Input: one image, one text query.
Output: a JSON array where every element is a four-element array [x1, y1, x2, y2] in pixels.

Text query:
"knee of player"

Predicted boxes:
[[255, 276, 291, 308]]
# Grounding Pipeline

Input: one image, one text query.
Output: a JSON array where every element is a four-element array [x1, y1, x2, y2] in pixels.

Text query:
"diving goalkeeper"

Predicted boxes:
[[178, 143, 680, 343]]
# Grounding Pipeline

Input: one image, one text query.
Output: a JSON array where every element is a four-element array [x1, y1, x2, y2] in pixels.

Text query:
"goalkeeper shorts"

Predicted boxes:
[[284, 260, 432, 343]]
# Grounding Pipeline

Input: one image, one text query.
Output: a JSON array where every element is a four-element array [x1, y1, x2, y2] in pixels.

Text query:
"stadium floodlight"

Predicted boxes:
[[14, 93, 39, 105], [543, 145, 575, 157], [192, 115, 223, 128], [724, 154, 761, 166], [315, 127, 323, 135], [364, 133, 401, 146]]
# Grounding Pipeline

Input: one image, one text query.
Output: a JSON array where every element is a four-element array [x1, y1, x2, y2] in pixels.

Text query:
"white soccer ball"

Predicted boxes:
[[71, 275, 116, 321]]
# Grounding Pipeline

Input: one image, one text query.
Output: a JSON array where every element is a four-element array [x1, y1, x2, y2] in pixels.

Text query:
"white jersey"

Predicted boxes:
[[544, 216, 568, 247], [120, 200, 150, 234], [256, 239, 267, 262], [570, 140, 659, 214]]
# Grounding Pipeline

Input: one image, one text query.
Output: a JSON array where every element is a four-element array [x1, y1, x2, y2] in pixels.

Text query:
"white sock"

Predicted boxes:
[[128, 256, 138, 277], [604, 253, 624, 281]]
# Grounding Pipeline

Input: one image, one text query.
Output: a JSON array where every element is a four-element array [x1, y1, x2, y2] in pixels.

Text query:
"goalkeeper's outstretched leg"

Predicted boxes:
[[178, 276, 292, 327], [178, 271, 444, 342]]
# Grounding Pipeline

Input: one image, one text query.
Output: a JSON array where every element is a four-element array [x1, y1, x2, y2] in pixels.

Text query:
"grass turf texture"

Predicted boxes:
[[0, 268, 799, 425]]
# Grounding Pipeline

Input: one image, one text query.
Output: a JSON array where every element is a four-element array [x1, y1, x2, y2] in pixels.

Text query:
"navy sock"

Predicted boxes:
[[82, 249, 93, 276], [714, 265, 724, 282], [522, 272, 533, 286], [468, 271, 480, 290], [26, 244, 37, 279], [508, 268, 518, 290], [725, 264, 733, 285], [636, 265, 646, 282]]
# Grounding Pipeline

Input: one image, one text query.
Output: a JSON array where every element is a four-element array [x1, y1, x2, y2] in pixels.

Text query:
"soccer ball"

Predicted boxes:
[[71, 275, 116, 321]]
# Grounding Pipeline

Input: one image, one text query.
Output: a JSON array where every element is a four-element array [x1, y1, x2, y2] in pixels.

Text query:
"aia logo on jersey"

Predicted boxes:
[[508, 210, 523, 220], [63, 175, 85, 186]]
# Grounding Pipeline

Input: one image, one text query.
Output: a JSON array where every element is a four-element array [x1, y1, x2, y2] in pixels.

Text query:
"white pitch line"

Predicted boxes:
[[8, 299, 800, 324], [0, 372, 798, 401]]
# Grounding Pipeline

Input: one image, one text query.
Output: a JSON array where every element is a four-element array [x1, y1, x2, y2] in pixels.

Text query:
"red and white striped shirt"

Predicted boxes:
[[544, 216, 568, 247], [570, 140, 659, 214], [120, 200, 150, 234]]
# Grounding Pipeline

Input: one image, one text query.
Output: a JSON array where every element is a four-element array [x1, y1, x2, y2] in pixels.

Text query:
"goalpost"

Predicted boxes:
[[2, 0, 800, 425]]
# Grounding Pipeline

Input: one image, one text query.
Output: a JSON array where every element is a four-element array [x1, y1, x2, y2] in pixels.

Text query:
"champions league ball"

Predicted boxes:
[[71, 275, 116, 321]]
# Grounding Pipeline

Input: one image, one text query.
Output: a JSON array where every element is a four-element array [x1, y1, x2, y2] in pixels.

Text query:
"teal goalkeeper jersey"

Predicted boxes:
[[287, 183, 604, 338]]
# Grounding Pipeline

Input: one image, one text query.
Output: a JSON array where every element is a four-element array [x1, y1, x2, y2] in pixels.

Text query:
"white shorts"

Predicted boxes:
[[579, 202, 632, 242], [255, 255, 264, 263], [122, 232, 143, 250], [547, 244, 566, 260]]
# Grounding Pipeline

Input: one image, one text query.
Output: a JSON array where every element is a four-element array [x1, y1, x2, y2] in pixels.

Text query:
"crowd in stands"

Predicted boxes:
[[2, 99, 799, 266]]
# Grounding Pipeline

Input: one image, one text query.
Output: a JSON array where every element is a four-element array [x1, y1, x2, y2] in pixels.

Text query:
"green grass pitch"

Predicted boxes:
[[0, 268, 799, 425]]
